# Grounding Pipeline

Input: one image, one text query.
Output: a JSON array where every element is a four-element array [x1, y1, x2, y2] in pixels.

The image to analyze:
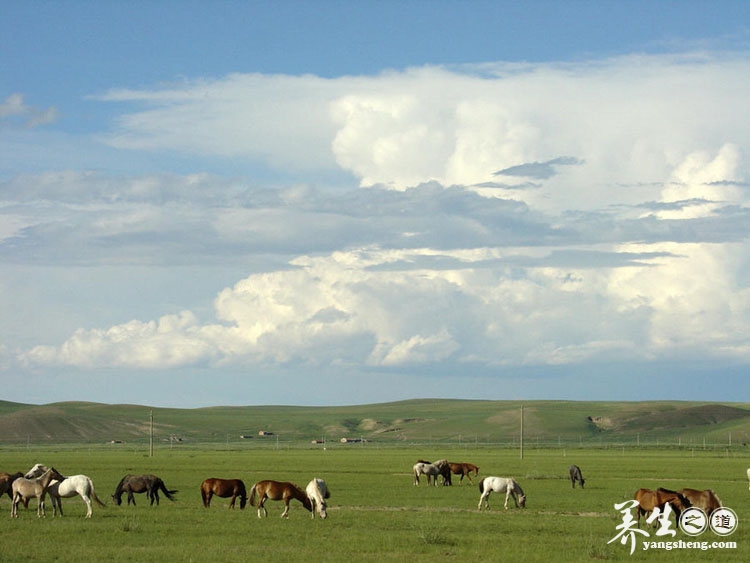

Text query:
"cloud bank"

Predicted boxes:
[[3, 53, 750, 402]]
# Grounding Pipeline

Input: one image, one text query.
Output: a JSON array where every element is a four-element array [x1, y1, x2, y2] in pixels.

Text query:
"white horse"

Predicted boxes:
[[305, 478, 330, 519], [478, 476, 526, 510], [413, 459, 448, 486], [26, 464, 106, 518]]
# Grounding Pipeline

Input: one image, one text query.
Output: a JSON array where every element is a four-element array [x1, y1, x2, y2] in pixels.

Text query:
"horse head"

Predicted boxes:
[[25, 463, 47, 479]]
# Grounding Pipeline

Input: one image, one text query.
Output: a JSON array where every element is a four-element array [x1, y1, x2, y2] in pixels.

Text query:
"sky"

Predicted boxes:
[[2, 1, 750, 408]]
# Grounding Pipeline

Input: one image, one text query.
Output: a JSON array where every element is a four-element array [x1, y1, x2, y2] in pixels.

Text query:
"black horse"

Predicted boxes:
[[112, 474, 178, 506], [569, 464, 585, 488]]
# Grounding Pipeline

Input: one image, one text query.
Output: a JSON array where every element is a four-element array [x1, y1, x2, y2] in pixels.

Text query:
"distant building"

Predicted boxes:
[[240, 435, 253, 439], [258, 431, 274, 436]]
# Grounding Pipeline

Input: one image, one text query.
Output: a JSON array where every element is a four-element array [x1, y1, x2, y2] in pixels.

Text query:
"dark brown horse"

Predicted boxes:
[[679, 488, 721, 514], [633, 488, 689, 528], [447, 462, 479, 485], [569, 464, 585, 488], [249, 480, 312, 518], [112, 474, 177, 506], [201, 478, 247, 509]]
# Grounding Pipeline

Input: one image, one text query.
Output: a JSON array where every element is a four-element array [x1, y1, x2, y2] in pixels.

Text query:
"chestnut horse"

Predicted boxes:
[[633, 488, 689, 528], [112, 474, 177, 506], [200, 478, 247, 509], [249, 480, 312, 518], [679, 488, 722, 514], [447, 462, 479, 485]]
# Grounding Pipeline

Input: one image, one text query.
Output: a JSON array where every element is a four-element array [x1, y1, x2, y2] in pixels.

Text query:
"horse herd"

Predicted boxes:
[[1, 463, 330, 520], [3, 460, 742, 524]]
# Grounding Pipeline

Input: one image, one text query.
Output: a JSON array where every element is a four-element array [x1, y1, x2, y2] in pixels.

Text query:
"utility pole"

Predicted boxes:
[[520, 405, 524, 460], [149, 410, 154, 457]]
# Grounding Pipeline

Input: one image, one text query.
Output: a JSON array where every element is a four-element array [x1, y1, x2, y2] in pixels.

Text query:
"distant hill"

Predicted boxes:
[[1, 399, 749, 447]]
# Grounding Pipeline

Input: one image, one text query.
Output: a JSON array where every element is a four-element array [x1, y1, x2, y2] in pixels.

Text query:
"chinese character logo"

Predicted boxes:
[[679, 507, 708, 536], [709, 507, 738, 536]]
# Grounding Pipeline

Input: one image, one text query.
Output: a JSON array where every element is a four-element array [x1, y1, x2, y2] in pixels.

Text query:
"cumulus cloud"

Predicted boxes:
[[7, 53, 750, 391]]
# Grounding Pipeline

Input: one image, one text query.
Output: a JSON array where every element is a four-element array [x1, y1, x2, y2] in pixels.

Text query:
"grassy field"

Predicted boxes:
[[1, 444, 748, 561]]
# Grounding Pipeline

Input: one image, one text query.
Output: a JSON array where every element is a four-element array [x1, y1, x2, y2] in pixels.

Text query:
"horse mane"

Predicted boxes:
[[113, 475, 129, 495]]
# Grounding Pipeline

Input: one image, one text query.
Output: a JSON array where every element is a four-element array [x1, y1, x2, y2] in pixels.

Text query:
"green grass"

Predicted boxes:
[[1, 446, 748, 561]]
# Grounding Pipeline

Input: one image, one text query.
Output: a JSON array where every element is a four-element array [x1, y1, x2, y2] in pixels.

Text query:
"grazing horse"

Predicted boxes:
[[200, 478, 247, 509], [249, 480, 312, 518], [633, 488, 689, 528], [478, 476, 526, 510], [679, 488, 722, 514], [413, 459, 448, 486], [112, 474, 177, 506], [24, 464, 105, 518], [447, 462, 479, 485], [11, 467, 65, 518], [569, 465, 585, 489], [305, 478, 330, 519]]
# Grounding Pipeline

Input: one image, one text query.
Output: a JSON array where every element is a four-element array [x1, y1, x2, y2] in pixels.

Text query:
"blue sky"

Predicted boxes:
[[2, 2, 750, 407]]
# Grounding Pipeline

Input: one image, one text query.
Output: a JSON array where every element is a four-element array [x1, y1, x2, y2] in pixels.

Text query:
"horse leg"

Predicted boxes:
[[228, 494, 236, 509], [504, 490, 514, 510], [478, 490, 489, 511], [257, 495, 267, 518], [83, 495, 93, 518], [281, 499, 290, 519]]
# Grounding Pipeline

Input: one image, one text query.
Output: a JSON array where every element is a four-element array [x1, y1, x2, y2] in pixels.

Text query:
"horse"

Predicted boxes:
[[10, 467, 65, 518], [200, 478, 247, 509], [24, 464, 106, 518], [633, 488, 689, 528], [249, 480, 312, 518], [0, 472, 25, 503], [112, 474, 177, 506], [447, 462, 479, 485], [413, 459, 448, 486], [569, 464, 585, 488], [478, 476, 526, 510], [679, 488, 722, 514], [305, 478, 330, 519], [747, 468, 750, 490]]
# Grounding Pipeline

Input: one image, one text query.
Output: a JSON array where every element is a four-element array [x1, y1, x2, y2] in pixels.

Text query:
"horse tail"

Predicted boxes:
[[158, 479, 177, 501], [248, 483, 258, 507], [478, 479, 484, 494], [90, 480, 107, 507]]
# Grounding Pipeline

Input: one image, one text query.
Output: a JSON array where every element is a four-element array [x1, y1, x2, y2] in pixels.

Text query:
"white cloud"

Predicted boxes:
[[0, 93, 58, 129], [7, 53, 750, 397]]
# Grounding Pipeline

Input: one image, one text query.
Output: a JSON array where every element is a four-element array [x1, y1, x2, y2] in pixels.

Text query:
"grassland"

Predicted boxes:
[[1, 444, 748, 561], [1, 399, 749, 561]]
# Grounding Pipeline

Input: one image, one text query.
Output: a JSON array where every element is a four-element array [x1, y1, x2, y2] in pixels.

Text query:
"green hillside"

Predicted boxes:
[[1, 399, 749, 448]]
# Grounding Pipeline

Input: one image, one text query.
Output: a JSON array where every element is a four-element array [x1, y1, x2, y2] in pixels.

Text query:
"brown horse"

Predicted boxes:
[[201, 478, 247, 509], [633, 488, 689, 528], [112, 474, 177, 506], [11, 467, 65, 518], [447, 462, 479, 485], [249, 480, 312, 518], [679, 488, 722, 514], [1, 472, 24, 501]]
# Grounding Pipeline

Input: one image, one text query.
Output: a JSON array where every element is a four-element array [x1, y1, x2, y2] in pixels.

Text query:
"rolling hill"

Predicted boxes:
[[1, 399, 749, 448]]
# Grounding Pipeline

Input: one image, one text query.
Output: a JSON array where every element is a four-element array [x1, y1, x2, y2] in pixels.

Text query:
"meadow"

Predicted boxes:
[[1, 443, 748, 562]]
